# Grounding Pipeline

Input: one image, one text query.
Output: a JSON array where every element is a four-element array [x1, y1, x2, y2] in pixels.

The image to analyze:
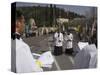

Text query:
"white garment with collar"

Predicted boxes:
[[65, 33, 73, 49], [54, 32, 63, 46], [74, 44, 97, 69], [11, 38, 43, 73]]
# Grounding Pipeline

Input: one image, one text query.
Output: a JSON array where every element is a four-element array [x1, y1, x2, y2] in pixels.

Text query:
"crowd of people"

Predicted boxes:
[[11, 10, 97, 73], [53, 28, 97, 69]]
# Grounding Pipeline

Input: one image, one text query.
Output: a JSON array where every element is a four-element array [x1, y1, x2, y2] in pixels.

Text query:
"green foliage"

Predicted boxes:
[[16, 5, 85, 27]]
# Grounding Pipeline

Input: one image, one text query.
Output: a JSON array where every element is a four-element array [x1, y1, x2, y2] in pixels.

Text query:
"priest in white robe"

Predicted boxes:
[[11, 10, 43, 73]]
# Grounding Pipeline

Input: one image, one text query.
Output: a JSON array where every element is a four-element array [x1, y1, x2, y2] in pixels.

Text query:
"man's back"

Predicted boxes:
[[74, 44, 97, 69]]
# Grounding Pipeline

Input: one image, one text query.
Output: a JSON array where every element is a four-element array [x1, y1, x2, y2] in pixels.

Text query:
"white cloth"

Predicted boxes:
[[38, 51, 54, 68], [65, 33, 73, 49], [54, 32, 63, 46], [78, 42, 89, 50], [11, 38, 43, 73], [74, 44, 97, 69]]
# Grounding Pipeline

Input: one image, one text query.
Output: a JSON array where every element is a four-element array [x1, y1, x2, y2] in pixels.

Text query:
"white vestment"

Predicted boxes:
[[54, 32, 63, 46], [65, 33, 73, 49], [74, 44, 97, 69], [11, 38, 43, 73]]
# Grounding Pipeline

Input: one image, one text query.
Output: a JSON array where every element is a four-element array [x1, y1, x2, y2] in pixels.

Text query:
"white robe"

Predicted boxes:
[[54, 32, 63, 46], [65, 33, 73, 49], [74, 44, 97, 69], [11, 38, 43, 73]]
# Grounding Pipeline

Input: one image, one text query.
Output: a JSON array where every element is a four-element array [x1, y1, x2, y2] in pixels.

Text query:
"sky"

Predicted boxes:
[[15, 2, 97, 16]]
